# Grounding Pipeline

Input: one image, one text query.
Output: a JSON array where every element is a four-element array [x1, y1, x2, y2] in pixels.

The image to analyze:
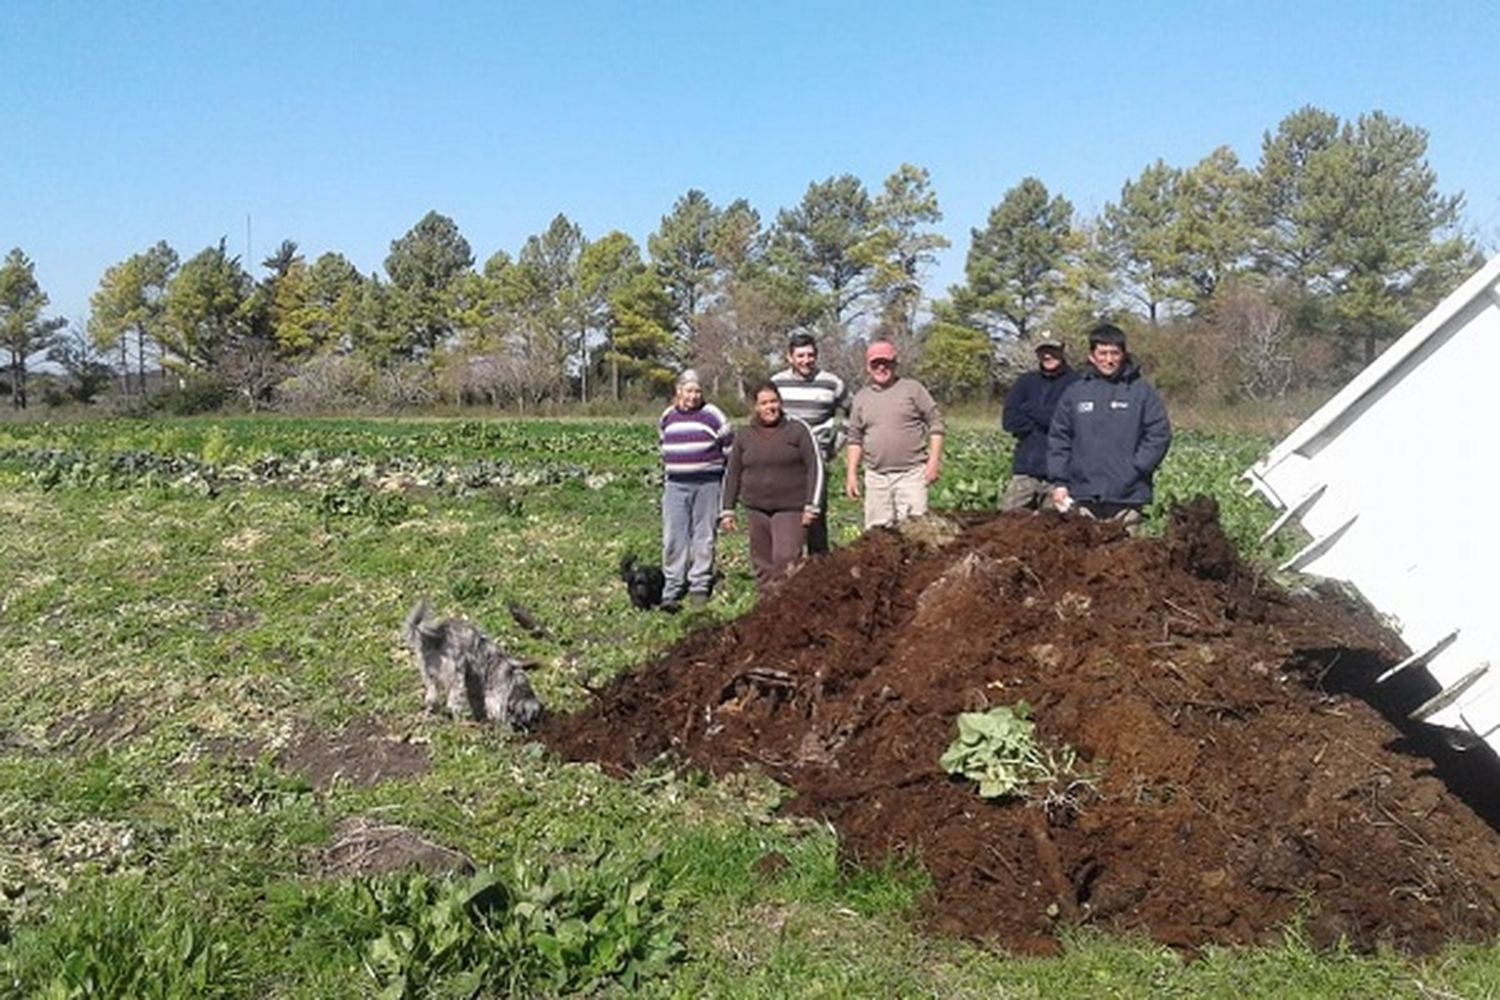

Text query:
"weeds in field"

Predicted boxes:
[[339, 855, 680, 998], [1, 878, 248, 999], [317, 478, 414, 525]]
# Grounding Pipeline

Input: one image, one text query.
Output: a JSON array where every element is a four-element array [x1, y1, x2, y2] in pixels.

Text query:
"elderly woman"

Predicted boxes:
[[658, 369, 733, 611], [718, 382, 824, 593]]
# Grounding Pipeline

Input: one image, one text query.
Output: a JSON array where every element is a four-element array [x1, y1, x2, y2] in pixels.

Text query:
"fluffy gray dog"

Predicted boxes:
[[402, 600, 544, 730]]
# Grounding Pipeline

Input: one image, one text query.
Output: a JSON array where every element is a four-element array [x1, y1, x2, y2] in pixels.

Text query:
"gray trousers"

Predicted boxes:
[[1000, 474, 1052, 512], [662, 477, 721, 598]]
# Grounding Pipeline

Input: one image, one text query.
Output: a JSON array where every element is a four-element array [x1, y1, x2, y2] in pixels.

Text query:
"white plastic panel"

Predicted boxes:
[[1248, 254, 1500, 748]]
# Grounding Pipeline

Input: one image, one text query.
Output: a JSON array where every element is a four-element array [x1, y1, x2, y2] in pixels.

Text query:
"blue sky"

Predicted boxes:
[[4, 1, 1498, 328]]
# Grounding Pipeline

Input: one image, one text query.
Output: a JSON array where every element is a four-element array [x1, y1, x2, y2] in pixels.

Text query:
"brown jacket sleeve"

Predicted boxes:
[[795, 418, 825, 511], [719, 435, 744, 516]]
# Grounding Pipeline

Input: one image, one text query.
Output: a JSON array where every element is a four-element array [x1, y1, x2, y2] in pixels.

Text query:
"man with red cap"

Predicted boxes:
[[844, 340, 945, 529]]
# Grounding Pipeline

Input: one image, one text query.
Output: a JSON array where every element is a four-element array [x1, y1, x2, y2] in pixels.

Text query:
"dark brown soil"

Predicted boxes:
[[543, 499, 1500, 954], [46, 700, 151, 749], [276, 717, 430, 792]]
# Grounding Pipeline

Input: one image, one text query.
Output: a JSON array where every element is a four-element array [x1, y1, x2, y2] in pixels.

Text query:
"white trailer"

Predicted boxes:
[[1245, 253, 1500, 751]]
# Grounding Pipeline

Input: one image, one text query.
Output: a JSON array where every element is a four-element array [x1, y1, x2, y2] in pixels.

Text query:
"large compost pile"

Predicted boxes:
[[544, 501, 1500, 954]]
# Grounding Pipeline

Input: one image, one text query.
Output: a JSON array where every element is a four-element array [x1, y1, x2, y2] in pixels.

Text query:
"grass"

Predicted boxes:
[[1, 415, 1497, 997]]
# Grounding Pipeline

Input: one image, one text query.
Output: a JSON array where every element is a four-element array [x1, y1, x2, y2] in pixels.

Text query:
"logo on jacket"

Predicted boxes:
[[1110, 400, 1130, 410], [1077, 401, 1094, 413]]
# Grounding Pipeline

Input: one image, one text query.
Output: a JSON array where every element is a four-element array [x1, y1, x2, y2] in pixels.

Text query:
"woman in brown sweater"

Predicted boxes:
[[719, 382, 825, 592]]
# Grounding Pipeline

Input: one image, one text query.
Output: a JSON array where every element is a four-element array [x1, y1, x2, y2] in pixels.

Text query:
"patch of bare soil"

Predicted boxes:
[[204, 606, 260, 633], [46, 700, 151, 749], [543, 499, 1500, 954], [316, 815, 475, 878], [276, 717, 430, 792]]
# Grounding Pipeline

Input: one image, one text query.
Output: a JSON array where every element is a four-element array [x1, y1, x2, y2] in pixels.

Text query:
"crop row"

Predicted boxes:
[[0, 446, 627, 509], [0, 417, 657, 470], [0, 418, 1285, 555]]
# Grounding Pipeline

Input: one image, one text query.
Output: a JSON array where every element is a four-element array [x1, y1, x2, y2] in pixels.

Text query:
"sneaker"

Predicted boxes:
[[686, 593, 709, 610], [659, 598, 681, 614]]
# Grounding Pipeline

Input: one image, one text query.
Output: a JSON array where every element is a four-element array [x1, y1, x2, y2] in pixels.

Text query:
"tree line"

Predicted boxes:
[[0, 105, 1479, 412]]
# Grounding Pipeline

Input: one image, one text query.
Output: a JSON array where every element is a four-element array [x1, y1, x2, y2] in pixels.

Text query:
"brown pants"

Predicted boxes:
[[748, 508, 806, 591]]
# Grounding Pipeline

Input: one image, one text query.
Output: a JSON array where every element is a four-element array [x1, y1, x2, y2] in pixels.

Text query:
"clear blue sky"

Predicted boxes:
[[4, 0, 1498, 328]]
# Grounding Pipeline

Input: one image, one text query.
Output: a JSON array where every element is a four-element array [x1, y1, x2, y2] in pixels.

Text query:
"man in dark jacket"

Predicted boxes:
[[1000, 337, 1079, 511], [1047, 323, 1171, 529]]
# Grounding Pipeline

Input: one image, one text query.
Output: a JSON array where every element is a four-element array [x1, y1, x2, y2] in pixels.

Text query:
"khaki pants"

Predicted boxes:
[[864, 466, 928, 529], [1000, 474, 1052, 512]]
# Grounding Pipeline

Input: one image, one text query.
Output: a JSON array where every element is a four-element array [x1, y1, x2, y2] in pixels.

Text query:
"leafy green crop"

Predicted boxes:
[[939, 703, 1078, 799], [345, 853, 681, 998], [316, 477, 415, 525]]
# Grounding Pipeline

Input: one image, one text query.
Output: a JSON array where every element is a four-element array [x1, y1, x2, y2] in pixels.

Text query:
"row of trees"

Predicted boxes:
[[1, 105, 1480, 411], [928, 107, 1475, 385]]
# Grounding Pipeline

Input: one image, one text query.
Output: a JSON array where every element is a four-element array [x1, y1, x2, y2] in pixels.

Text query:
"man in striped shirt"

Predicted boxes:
[[658, 369, 733, 610], [770, 332, 849, 554]]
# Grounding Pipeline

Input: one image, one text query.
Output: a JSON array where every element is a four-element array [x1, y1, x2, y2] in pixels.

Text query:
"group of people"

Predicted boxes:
[[1002, 322, 1172, 528], [655, 321, 1171, 610]]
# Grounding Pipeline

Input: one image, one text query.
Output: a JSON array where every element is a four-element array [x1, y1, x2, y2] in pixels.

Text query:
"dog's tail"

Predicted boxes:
[[403, 598, 439, 646]]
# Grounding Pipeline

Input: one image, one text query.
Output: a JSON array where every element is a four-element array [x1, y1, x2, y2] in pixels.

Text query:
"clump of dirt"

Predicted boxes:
[[277, 718, 430, 792], [317, 815, 474, 878], [544, 501, 1500, 954], [1165, 495, 1241, 582], [204, 606, 259, 633]]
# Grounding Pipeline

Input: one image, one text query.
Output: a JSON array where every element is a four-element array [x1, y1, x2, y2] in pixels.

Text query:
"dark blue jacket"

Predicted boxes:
[[1002, 365, 1080, 477], [1047, 357, 1171, 506]]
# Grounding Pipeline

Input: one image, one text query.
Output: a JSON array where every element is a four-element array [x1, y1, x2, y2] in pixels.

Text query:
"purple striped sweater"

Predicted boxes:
[[659, 403, 733, 479]]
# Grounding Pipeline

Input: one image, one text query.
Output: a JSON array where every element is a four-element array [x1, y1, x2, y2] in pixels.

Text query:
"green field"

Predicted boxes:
[[2, 417, 1497, 998]]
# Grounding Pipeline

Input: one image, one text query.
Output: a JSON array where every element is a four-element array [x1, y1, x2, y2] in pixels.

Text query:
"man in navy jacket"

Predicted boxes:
[[1000, 337, 1080, 511], [1047, 323, 1171, 529]]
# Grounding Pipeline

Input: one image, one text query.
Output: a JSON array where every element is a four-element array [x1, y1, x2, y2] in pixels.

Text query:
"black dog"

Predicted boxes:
[[619, 554, 666, 611]]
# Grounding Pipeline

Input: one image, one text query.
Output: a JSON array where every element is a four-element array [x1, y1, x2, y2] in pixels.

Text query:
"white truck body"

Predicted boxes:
[[1245, 253, 1500, 749]]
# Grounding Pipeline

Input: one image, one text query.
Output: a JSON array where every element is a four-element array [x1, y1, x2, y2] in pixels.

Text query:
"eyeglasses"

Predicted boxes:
[[868, 359, 895, 369]]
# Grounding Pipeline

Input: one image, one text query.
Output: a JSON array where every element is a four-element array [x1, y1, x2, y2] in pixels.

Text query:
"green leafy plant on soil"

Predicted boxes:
[[316, 476, 416, 524], [939, 702, 1079, 799]]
